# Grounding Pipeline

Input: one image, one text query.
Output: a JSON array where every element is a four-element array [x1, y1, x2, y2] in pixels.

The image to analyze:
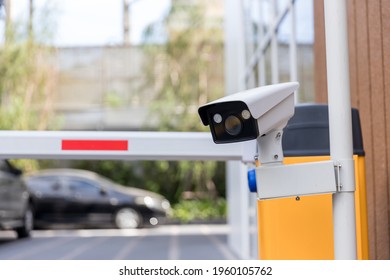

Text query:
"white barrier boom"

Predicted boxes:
[[0, 131, 255, 161]]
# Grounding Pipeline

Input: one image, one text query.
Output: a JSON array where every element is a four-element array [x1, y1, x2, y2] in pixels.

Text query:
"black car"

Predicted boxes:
[[24, 169, 171, 229], [0, 160, 33, 238]]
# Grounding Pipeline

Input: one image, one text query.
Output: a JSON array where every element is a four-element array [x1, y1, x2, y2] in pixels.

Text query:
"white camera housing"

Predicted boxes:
[[199, 82, 299, 164], [198, 82, 299, 145]]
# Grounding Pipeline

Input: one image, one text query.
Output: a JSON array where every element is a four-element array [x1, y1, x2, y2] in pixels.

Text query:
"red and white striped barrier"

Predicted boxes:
[[0, 131, 255, 161]]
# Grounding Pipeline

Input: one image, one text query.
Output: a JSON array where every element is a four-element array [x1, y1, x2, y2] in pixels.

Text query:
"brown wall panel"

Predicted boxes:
[[382, 0, 390, 260], [353, 0, 376, 259], [313, 0, 328, 103], [314, 0, 390, 259], [367, 0, 390, 260]]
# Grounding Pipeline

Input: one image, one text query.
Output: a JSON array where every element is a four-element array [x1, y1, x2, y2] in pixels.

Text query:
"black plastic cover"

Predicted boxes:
[[282, 104, 364, 157]]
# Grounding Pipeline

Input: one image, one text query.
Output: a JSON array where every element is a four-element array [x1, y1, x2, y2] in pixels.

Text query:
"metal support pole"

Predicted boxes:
[[28, 0, 34, 40], [257, 0, 266, 86], [243, 1, 255, 88], [289, 1, 298, 103], [4, 0, 11, 41], [324, 0, 357, 259], [270, 0, 279, 84], [224, 0, 252, 259], [123, 0, 130, 46]]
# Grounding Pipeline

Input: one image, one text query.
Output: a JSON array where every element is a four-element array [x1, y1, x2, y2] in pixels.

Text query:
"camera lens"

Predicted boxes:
[[225, 115, 242, 136]]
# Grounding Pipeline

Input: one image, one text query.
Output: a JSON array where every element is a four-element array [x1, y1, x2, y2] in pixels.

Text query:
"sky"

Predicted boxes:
[[5, 0, 171, 46]]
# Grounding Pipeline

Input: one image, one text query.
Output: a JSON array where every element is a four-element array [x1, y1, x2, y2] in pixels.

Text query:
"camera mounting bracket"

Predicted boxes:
[[257, 129, 284, 164]]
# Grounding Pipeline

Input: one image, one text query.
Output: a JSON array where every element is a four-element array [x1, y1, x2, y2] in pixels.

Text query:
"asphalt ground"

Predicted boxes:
[[0, 224, 239, 260]]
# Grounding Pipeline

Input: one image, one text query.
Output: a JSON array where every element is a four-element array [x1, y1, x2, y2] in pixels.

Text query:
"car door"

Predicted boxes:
[[63, 176, 112, 224], [3, 161, 27, 219], [0, 160, 25, 221], [27, 175, 70, 223], [0, 164, 11, 221]]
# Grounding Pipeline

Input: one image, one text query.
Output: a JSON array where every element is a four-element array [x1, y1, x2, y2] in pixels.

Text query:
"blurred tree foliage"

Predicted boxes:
[[172, 198, 226, 223], [76, 1, 226, 205], [142, 1, 224, 131], [0, 8, 57, 172], [141, 1, 225, 203]]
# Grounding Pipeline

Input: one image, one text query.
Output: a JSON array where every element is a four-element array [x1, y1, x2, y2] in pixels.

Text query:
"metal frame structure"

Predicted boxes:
[[243, 0, 298, 99], [225, 0, 300, 260], [226, 0, 357, 259]]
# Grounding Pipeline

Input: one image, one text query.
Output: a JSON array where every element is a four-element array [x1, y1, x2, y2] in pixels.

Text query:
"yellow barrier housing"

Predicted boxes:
[[257, 105, 369, 260]]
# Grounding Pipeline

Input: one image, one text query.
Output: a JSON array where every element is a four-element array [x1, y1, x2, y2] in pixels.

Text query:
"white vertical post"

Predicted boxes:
[[224, 0, 251, 259], [257, 0, 266, 86], [270, 0, 279, 84], [324, 0, 357, 259], [244, 0, 255, 88], [123, 0, 130, 45], [289, 1, 298, 103]]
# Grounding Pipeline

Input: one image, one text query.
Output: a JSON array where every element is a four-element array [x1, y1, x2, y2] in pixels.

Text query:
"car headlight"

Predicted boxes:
[[135, 196, 153, 207], [135, 196, 158, 209], [143, 196, 156, 209], [161, 199, 171, 211], [135, 196, 171, 213]]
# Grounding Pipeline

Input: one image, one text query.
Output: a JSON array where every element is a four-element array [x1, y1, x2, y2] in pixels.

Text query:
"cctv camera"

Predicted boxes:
[[198, 82, 299, 144]]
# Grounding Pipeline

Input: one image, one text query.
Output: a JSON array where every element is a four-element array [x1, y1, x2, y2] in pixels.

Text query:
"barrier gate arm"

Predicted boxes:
[[0, 131, 256, 162]]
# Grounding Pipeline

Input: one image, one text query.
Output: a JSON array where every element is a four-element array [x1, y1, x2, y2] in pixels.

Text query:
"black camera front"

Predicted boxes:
[[199, 101, 259, 144]]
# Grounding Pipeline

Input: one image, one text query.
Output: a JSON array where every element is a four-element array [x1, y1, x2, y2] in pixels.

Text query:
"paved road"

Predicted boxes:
[[0, 224, 239, 260]]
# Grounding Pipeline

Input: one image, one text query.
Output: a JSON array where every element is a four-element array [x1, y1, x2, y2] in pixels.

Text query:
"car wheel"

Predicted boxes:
[[16, 205, 34, 239], [114, 208, 142, 229]]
